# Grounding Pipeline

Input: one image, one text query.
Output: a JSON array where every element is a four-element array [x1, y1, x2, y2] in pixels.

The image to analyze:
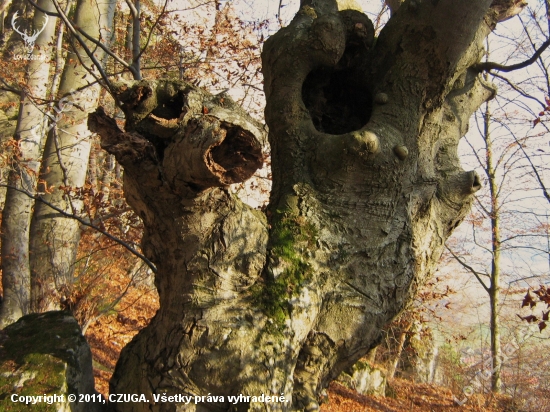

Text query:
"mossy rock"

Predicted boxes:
[[337, 360, 387, 397], [0, 311, 103, 411]]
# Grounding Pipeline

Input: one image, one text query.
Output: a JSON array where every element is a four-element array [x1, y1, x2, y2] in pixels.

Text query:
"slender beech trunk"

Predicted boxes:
[[483, 99, 502, 393], [365, 346, 377, 365], [0, 0, 28, 142], [88, 1, 524, 410], [386, 322, 412, 380], [124, 0, 141, 79], [29, 0, 116, 312], [0, 0, 58, 327], [87, 144, 99, 194], [99, 153, 115, 206]]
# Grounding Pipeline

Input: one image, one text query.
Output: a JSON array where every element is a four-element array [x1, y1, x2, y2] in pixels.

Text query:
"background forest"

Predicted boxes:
[[0, 0, 549, 411]]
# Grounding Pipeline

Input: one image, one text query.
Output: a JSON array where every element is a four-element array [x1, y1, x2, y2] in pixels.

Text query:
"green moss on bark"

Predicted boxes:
[[252, 212, 317, 330]]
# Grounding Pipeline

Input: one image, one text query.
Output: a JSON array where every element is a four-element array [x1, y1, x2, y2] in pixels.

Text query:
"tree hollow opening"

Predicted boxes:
[[302, 53, 372, 135], [151, 91, 186, 120], [208, 123, 263, 184]]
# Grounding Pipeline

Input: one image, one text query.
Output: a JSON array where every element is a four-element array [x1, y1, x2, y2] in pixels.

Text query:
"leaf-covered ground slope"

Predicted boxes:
[[322, 380, 514, 412]]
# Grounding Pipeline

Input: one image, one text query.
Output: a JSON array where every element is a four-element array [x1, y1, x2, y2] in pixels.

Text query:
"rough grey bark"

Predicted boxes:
[[88, 1, 525, 411], [89, 82, 269, 412], [29, 0, 116, 312], [261, 1, 493, 406], [0, 0, 58, 327]]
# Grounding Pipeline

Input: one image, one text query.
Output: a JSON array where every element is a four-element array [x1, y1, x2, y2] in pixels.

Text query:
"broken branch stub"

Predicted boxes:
[[88, 81, 265, 193], [164, 113, 263, 190]]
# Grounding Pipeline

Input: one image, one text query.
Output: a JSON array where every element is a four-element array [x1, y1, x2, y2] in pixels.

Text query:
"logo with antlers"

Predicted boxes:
[[11, 11, 49, 54]]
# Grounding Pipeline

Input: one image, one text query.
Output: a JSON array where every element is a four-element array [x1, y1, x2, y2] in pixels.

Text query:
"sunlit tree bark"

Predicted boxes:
[[29, 0, 115, 312], [89, 0, 527, 410], [0, 0, 58, 327]]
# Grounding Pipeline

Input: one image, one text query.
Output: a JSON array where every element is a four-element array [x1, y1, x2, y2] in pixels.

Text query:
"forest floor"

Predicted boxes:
[[84, 274, 516, 412], [320, 380, 514, 412]]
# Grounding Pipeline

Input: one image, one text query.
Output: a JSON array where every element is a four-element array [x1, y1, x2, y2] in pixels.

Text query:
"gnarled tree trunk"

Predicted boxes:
[[89, 1, 522, 410]]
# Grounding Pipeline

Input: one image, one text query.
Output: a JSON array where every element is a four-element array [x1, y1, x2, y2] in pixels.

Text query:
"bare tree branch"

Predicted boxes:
[[507, 128, 550, 204], [0, 184, 157, 273], [0, 77, 22, 95], [490, 72, 547, 110], [26, 0, 116, 89], [135, 0, 169, 70], [446, 245, 491, 293], [475, 37, 550, 73]]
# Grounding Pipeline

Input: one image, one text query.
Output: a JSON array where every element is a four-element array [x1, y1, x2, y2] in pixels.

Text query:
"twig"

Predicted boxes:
[[445, 245, 491, 293], [27, 0, 115, 90], [0, 77, 22, 95], [135, 0, 169, 66], [277, 0, 284, 27], [490, 72, 547, 110], [475, 37, 550, 73], [0, 183, 157, 273]]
